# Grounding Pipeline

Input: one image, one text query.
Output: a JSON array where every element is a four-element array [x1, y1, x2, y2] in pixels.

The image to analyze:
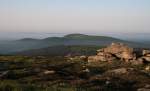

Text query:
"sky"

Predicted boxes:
[[0, 0, 150, 39]]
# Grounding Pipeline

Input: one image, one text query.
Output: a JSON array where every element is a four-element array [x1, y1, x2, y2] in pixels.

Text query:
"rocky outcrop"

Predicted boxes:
[[106, 68, 128, 74], [0, 71, 9, 78], [137, 84, 150, 91], [88, 43, 135, 63], [143, 50, 150, 56], [145, 66, 150, 71], [88, 53, 116, 63], [88, 43, 150, 64], [43, 70, 55, 75]]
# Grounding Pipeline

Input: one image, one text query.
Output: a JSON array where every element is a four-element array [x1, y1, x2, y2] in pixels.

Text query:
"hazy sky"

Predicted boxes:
[[0, 0, 150, 34]]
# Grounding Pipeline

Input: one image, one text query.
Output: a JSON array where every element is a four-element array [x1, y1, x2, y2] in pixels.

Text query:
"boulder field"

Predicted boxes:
[[88, 43, 150, 65]]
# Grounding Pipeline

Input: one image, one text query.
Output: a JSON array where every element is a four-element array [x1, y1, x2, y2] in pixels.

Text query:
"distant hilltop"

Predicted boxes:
[[0, 34, 149, 54], [18, 33, 122, 41]]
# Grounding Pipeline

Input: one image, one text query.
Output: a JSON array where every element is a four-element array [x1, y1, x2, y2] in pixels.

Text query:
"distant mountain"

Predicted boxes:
[[18, 38, 39, 41], [0, 33, 148, 54], [64, 34, 120, 40]]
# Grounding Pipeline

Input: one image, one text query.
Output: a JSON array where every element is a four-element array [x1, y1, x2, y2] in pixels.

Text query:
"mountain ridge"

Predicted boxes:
[[17, 33, 123, 41], [0, 33, 148, 54]]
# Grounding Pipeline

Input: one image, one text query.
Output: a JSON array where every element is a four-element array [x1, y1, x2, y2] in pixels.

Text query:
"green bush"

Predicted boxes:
[[0, 80, 21, 91]]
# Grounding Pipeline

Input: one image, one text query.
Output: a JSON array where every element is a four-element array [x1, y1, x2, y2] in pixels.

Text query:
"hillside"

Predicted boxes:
[[0, 34, 146, 54], [14, 45, 103, 56], [64, 34, 121, 40]]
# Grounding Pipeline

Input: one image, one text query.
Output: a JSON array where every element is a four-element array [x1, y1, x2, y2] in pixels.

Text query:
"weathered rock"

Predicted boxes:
[[88, 55, 107, 63], [97, 48, 104, 51], [88, 53, 116, 63], [143, 50, 150, 56], [131, 58, 143, 65], [0, 71, 9, 78], [121, 51, 135, 62], [104, 43, 133, 54], [145, 66, 150, 71], [137, 88, 150, 91], [107, 68, 128, 74], [145, 54, 150, 57], [89, 43, 136, 63], [143, 56, 150, 62], [82, 68, 90, 73], [97, 52, 105, 56], [137, 85, 150, 91], [79, 55, 87, 61], [101, 43, 135, 61], [80, 55, 87, 59], [43, 70, 55, 75], [145, 84, 150, 88], [88, 42, 150, 64]]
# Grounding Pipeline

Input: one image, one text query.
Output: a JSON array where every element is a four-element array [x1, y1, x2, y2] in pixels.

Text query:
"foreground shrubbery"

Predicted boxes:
[[0, 56, 149, 91]]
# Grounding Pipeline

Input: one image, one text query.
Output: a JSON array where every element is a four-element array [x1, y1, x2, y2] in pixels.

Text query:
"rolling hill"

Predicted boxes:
[[0, 34, 147, 54]]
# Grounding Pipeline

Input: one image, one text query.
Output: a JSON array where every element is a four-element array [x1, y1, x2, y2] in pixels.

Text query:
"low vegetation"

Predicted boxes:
[[0, 55, 149, 91], [14, 45, 103, 56]]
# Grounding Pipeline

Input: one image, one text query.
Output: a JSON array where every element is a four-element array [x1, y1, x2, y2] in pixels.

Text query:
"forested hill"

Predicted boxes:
[[0, 34, 147, 54]]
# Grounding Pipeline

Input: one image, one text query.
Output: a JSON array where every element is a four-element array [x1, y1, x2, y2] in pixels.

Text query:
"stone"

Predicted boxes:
[[104, 43, 133, 54], [0, 71, 9, 78], [137, 85, 150, 91], [143, 57, 150, 62], [107, 68, 128, 74], [88, 53, 116, 63], [97, 48, 104, 52], [121, 51, 135, 62], [82, 68, 90, 73], [97, 52, 105, 56], [145, 66, 150, 71], [79, 55, 87, 61], [105, 80, 111, 85], [131, 58, 143, 65], [137, 88, 150, 91], [88, 55, 107, 63], [143, 50, 150, 56], [43, 70, 55, 75], [145, 84, 150, 88], [102, 43, 135, 61], [88, 43, 136, 63], [146, 54, 150, 57], [88, 42, 150, 64]]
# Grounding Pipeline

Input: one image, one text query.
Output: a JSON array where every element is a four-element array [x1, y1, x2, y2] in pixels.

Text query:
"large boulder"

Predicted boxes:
[[142, 56, 150, 62], [0, 71, 9, 78], [138, 88, 150, 91], [145, 66, 150, 71], [145, 54, 150, 57], [88, 52, 116, 63], [88, 42, 150, 64], [100, 43, 135, 61], [106, 68, 128, 74], [88, 55, 107, 63], [103, 43, 133, 54], [88, 43, 136, 63], [143, 50, 150, 56], [137, 84, 150, 91], [43, 70, 55, 75], [131, 58, 144, 65], [121, 51, 136, 62]]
